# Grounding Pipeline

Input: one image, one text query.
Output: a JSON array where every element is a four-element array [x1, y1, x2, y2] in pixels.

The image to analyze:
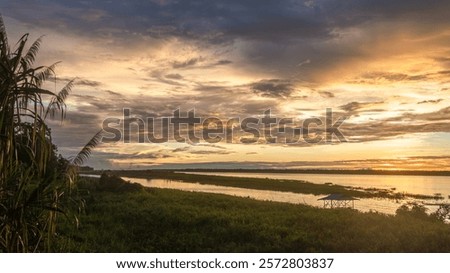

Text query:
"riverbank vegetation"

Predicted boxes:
[[102, 170, 443, 200], [56, 175, 450, 252]]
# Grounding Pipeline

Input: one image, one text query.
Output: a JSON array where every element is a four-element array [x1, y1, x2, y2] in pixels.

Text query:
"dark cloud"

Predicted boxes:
[[4, 1, 449, 47], [172, 58, 201, 69], [318, 91, 334, 98], [417, 99, 444, 104], [191, 143, 227, 150], [170, 59, 233, 71], [165, 73, 184, 80], [6, 0, 449, 42], [188, 150, 234, 155], [129, 151, 172, 159], [172, 144, 228, 154], [339, 106, 450, 143], [76, 79, 102, 87], [104, 90, 124, 97], [214, 60, 232, 66], [3, 0, 450, 82], [149, 71, 184, 86], [251, 79, 294, 98], [172, 147, 190, 153], [361, 72, 410, 82], [194, 84, 229, 92], [339, 101, 384, 113], [353, 71, 450, 84], [125, 155, 450, 170]]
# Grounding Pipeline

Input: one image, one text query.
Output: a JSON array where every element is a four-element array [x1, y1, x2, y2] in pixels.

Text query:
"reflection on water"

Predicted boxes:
[[79, 174, 101, 178], [182, 172, 450, 197], [122, 177, 412, 215]]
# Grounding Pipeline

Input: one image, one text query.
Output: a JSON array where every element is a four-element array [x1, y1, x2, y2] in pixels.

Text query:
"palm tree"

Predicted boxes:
[[0, 15, 101, 252]]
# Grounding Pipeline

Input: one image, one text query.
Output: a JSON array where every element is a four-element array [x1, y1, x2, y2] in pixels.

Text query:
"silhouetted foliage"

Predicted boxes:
[[431, 204, 450, 222], [0, 15, 99, 252], [395, 202, 430, 220]]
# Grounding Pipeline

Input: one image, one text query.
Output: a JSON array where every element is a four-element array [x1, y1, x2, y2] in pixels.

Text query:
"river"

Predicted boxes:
[[82, 172, 450, 215]]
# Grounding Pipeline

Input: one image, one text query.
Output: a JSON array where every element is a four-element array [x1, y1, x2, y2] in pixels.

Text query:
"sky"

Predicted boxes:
[[2, 0, 450, 170]]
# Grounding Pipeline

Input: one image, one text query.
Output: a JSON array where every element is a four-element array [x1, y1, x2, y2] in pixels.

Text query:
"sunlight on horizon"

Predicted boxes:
[[2, 2, 450, 171]]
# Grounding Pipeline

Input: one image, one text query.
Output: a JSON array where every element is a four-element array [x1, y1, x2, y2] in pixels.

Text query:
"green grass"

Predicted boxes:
[[56, 175, 450, 252]]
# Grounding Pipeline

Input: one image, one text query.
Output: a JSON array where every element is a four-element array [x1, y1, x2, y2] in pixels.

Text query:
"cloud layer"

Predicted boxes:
[[2, 0, 450, 169]]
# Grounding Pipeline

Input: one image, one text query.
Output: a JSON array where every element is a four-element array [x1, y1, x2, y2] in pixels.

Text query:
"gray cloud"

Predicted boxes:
[[318, 91, 334, 98], [339, 106, 450, 142], [76, 79, 102, 87], [104, 90, 124, 97], [339, 101, 384, 113], [3, 0, 450, 83], [214, 60, 232, 66], [251, 79, 294, 98], [129, 151, 172, 159], [3, 1, 449, 170], [172, 58, 201, 69], [417, 99, 444, 104], [123, 155, 450, 170], [188, 150, 234, 155], [165, 73, 184, 80]]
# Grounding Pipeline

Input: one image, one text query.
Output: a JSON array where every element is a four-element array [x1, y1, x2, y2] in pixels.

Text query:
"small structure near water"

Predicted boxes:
[[318, 194, 359, 209]]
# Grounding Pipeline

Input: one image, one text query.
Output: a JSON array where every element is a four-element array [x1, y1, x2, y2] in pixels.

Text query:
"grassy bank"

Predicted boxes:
[[106, 170, 442, 200], [57, 175, 450, 252]]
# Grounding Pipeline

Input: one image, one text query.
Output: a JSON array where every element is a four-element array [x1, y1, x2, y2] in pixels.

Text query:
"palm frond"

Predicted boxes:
[[23, 36, 43, 68], [11, 34, 29, 71], [71, 130, 104, 166], [44, 78, 76, 120], [0, 15, 9, 57], [35, 62, 59, 87]]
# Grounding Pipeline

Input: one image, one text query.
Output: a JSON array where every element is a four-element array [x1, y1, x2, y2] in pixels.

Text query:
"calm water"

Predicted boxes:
[[83, 172, 450, 215], [122, 177, 416, 215], [182, 172, 450, 197]]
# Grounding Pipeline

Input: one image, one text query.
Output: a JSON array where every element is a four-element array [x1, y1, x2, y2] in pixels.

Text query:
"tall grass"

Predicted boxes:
[[0, 16, 100, 252], [59, 175, 450, 252]]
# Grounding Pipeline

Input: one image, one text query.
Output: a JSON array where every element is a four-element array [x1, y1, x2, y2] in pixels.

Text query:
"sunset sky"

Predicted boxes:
[[2, 0, 450, 170]]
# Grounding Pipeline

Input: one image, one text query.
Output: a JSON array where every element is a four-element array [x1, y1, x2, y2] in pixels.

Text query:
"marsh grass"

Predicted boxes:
[[57, 175, 450, 252]]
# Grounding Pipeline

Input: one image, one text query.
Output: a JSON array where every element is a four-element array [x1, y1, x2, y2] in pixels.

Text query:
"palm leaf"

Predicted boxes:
[[70, 130, 103, 166], [35, 63, 59, 87], [44, 78, 75, 120], [0, 16, 9, 57], [23, 36, 43, 68]]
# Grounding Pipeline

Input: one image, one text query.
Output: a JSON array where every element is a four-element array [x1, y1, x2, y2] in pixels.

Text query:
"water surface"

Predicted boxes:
[[122, 177, 412, 215], [182, 172, 450, 197]]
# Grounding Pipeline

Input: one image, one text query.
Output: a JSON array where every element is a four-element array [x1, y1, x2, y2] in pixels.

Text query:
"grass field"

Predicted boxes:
[[56, 175, 450, 252]]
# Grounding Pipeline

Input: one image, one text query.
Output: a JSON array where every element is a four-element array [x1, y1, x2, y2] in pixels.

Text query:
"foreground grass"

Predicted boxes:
[[56, 175, 450, 252]]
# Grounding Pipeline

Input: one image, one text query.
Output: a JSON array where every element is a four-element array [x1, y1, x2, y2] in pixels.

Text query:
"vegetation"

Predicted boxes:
[[107, 170, 443, 200], [57, 175, 450, 252], [0, 16, 100, 252]]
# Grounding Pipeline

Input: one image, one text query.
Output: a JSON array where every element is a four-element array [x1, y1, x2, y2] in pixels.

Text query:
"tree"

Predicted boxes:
[[0, 15, 101, 252], [431, 204, 450, 222], [395, 202, 429, 220]]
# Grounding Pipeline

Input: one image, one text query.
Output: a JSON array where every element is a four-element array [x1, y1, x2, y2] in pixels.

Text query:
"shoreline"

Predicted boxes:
[[82, 170, 445, 201]]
